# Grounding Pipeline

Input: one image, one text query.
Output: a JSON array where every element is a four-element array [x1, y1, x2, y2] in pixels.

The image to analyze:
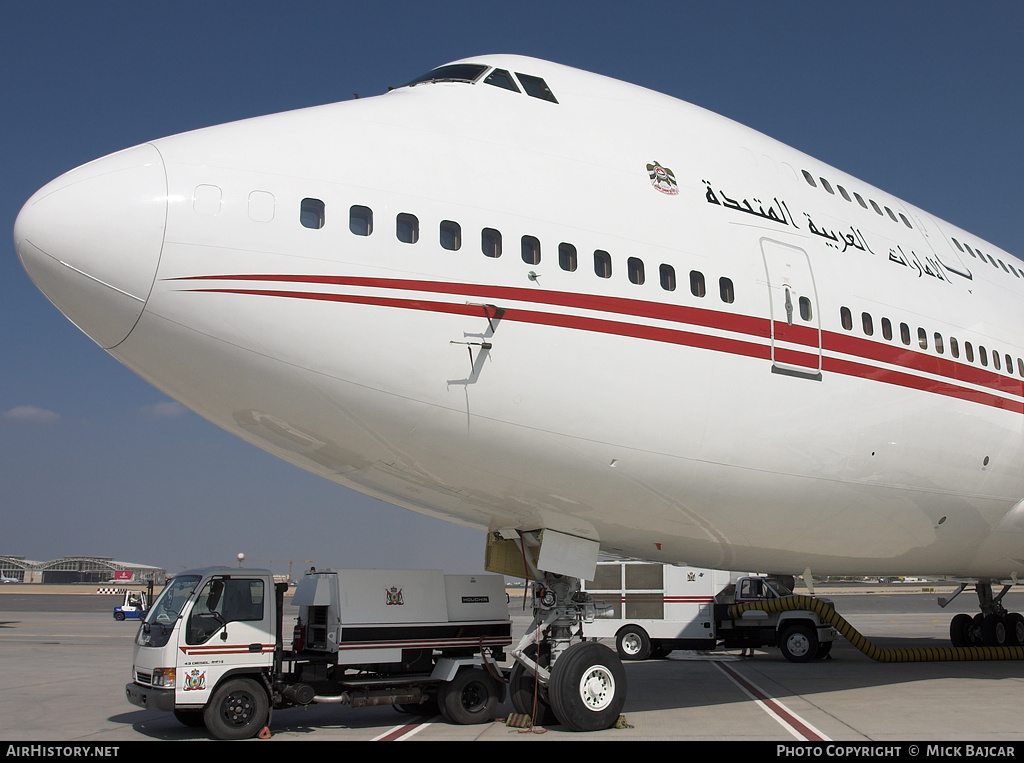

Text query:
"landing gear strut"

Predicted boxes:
[[943, 581, 1024, 647]]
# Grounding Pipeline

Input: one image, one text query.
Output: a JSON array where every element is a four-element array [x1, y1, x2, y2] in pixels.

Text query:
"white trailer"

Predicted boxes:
[[126, 566, 511, 739], [583, 561, 836, 662]]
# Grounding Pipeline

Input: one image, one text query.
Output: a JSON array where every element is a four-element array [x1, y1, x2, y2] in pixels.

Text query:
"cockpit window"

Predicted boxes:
[[403, 63, 488, 87], [516, 73, 558, 103], [484, 68, 520, 93]]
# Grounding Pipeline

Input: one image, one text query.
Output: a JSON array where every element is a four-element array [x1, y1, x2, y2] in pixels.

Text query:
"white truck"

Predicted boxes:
[[125, 566, 511, 739], [582, 562, 836, 662]]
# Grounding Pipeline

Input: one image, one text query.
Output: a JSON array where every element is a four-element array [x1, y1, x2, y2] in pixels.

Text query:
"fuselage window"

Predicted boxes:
[[627, 257, 645, 285], [521, 235, 541, 265], [1018, 358, 1023, 376], [900, 323, 911, 346], [484, 68, 520, 92], [349, 205, 372, 236], [515, 73, 558, 103], [965, 341, 975, 363], [721, 277, 736, 304], [993, 351, 1001, 371], [870, 200, 883, 216], [934, 333, 944, 354], [440, 220, 461, 251], [952, 238, 965, 253], [660, 264, 676, 291], [862, 313, 873, 336], [917, 328, 928, 350], [882, 317, 893, 341], [594, 250, 612, 278], [300, 198, 325, 230], [802, 170, 817, 188], [979, 346, 988, 366], [949, 337, 959, 358], [840, 307, 853, 331], [820, 177, 835, 194], [854, 192, 868, 209], [482, 228, 502, 258], [838, 185, 852, 202], [689, 270, 706, 298], [559, 243, 577, 271], [1007, 354, 1014, 374], [899, 213, 913, 229], [885, 206, 898, 222], [396, 213, 419, 244]]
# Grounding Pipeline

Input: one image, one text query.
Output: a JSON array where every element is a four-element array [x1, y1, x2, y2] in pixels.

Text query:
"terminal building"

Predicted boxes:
[[0, 555, 166, 585]]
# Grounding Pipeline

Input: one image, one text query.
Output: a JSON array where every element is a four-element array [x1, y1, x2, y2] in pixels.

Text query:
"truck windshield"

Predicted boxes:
[[136, 574, 201, 647]]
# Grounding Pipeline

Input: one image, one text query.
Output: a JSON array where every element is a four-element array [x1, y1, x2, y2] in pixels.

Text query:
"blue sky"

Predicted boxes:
[[3, 2, 1023, 577]]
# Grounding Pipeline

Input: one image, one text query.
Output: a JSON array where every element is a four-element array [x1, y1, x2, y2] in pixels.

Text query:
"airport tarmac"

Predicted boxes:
[[2, 587, 1024, 743]]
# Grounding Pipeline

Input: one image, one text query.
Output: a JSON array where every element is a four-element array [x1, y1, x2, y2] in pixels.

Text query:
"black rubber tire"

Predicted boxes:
[[1007, 613, 1024, 646], [950, 613, 972, 647], [814, 641, 833, 660], [779, 624, 818, 663], [615, 625, 652, 661], [547, 642, 626, 732], [203, 678, 269, 740], [509, 644, 555, 726], [437, 668, 500, 725], [114, 612, 125, 621], [982, 614, 1008, 647]]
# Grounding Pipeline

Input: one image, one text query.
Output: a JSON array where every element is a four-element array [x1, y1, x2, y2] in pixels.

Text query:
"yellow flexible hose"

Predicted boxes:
[[727, 595, 1024, 662]]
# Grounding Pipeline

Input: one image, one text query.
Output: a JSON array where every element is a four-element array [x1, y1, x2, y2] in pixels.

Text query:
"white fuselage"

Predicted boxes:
[[15, 55, 1024, 579]]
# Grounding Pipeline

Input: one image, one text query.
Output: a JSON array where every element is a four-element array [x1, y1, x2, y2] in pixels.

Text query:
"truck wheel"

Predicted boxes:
[[779, 624, 818, 663], [615, 625, 651, 661], [438, 668, 499, 725], [114, 611, 125, 621], [203, 678, 269, 740], [548, 642, 626, 732]]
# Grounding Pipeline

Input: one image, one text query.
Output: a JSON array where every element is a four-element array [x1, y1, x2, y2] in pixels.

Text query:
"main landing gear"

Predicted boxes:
[[943, 581, 1024, 647]]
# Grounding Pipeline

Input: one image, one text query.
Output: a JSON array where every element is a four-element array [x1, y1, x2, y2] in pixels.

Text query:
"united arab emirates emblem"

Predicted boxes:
[[647, 161, 678, 195]]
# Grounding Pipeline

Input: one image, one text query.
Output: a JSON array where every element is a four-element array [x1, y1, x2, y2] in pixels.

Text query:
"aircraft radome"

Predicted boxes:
[[14, 55, 1024, 729]]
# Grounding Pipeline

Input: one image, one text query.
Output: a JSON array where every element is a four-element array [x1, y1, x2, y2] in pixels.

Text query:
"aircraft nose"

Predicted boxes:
[[13, 143, 167, 349]]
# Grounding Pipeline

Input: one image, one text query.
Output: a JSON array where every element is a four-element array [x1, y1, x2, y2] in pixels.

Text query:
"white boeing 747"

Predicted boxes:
[[14, 55, 1024, 729]]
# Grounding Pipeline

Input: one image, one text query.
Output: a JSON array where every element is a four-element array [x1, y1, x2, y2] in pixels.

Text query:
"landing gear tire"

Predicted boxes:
[[510, 644, 554, 726], [982, 614, 1008, 647], [779, 624, 818, 663], [615, 625, 651, 661], [203, 678, 269, 740], [438, 668, 500, 725], [548, 642, 626, 732], [1007, 613, 1024, 646], [950, 613, 972, 647]]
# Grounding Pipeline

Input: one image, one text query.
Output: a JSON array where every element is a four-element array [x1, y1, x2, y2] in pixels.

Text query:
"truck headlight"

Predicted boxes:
[[151, 668, 176, 688]]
